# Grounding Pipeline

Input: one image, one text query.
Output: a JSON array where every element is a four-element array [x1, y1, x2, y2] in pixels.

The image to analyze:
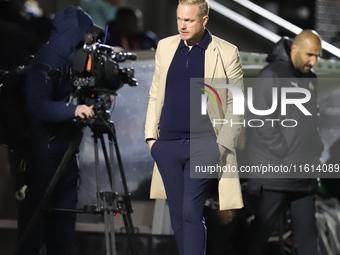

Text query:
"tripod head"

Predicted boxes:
[[73, 112, 115, 135]]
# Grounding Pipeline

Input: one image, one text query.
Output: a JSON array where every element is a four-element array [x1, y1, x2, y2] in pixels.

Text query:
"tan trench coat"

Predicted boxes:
[[145, 34, 244, 210]]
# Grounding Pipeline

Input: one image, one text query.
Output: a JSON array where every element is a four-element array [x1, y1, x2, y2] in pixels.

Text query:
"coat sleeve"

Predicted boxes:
[[251, 69, 289, 158], [25, 69, 77, 122], [216, 46, 244, 152], [145, 40, 162, 141]]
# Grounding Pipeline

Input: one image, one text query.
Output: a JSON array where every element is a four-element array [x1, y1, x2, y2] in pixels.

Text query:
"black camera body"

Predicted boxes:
[[73, 43, 137, 92], [72, 43, 137, 120]]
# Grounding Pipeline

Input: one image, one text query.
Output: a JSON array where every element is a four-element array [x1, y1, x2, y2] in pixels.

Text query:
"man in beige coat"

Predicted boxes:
[[145, 0, 243, 254]]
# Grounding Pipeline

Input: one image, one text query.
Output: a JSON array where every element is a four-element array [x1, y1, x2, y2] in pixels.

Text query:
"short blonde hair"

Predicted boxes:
[[178, 0, 209, 16]]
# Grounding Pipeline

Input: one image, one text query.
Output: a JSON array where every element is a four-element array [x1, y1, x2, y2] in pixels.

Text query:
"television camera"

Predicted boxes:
[[72, 42, 138, 121]]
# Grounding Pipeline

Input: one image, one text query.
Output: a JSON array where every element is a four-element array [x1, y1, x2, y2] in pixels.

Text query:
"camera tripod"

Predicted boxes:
[[16, 117, 139, 255], [79, 117, 138, 255]]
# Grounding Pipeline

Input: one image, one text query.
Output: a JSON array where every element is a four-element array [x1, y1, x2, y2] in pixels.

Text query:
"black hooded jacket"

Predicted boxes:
[[246, 37, 324, 193], [24, 6, 93, 156]]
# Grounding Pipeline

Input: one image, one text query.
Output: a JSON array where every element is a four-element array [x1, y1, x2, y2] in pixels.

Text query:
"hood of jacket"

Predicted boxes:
[[32, 5, 93, 72], [266, 36, 293, 65]]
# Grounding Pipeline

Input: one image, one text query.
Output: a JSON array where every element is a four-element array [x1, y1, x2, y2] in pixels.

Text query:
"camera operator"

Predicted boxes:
[[17, 6, 99, 255]]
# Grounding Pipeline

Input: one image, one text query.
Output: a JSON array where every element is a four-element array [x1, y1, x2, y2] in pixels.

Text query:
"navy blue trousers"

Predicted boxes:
[[17, 154, 79, 255], [151, 137, 220, 255]]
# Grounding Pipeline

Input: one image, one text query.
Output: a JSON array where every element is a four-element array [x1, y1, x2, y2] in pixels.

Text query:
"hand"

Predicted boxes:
[[218, 144, 226, 159], [217, 210, 235, 225], [148, 140, 156, 150], [75, 105, 94, 119]]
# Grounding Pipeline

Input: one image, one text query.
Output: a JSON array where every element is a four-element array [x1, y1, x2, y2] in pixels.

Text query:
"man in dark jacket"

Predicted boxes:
[[245, 30, 323, 255], [17, 6, 96, 255]]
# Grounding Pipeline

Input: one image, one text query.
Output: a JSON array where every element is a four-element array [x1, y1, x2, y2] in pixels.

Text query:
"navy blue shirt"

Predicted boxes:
[[158, 30, 215, 140]]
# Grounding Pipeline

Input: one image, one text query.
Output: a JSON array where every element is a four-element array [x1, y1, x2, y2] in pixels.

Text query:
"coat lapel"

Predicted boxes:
[[163, 36, 181, 75], [204, 37, 219, 85], [156, 35, 181, 105]]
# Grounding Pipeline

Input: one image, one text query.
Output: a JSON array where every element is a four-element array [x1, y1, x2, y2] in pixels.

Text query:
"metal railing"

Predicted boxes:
[[209, 0, 340, 58]]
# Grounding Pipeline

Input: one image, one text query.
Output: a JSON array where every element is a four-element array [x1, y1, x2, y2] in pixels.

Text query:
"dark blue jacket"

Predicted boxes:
[[25, 6, 93, 156]]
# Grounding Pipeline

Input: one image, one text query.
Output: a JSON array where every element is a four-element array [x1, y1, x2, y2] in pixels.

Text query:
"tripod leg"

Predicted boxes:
[[109, 209, 116, 254], [121, 208, 135, 249], [107, 135, 117, 254], [94, 133, 102, 207], [109, 127, 138, 255], [100, 135, 115, 190], [100, 135, 117, 255], [103, 208, 117, 255], [104, 210, 110, 255]]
